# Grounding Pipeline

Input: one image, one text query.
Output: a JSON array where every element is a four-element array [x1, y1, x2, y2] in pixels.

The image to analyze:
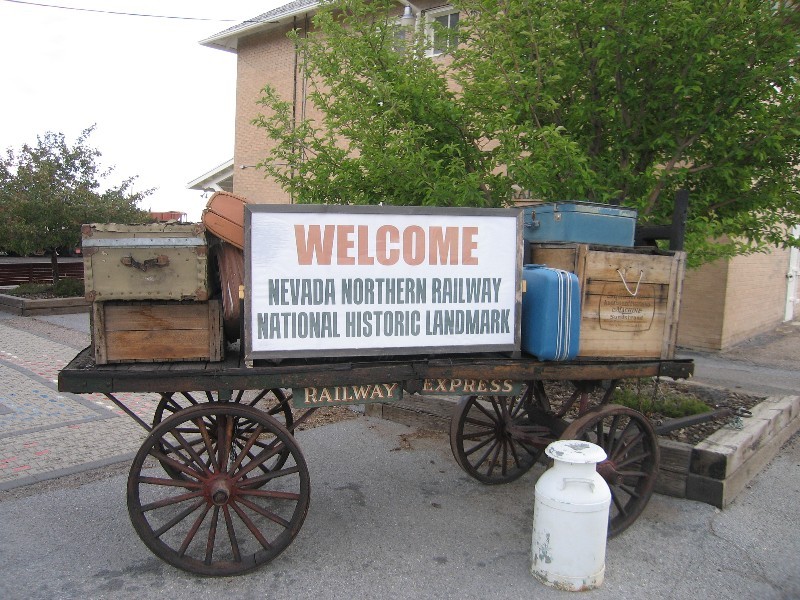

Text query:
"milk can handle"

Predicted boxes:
[[559, 477, 596, 492], [616, 269, 644, 296]]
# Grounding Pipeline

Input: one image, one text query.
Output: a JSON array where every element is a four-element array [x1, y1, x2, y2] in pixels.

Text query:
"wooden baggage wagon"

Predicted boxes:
[[59, 348, 694, 576], [58, 203, 704, 576]]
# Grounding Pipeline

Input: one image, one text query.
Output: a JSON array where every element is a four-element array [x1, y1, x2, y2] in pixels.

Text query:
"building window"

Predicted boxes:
[[427, 8, 459, 56]]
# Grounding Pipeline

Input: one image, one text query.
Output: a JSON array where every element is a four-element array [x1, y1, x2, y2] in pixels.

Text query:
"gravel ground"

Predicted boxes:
[[539, 378, 764, 446]]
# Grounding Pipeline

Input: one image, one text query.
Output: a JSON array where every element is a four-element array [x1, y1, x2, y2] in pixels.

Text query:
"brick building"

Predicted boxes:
[[679, 239, 798, 350], [193, 0, 799, 351]]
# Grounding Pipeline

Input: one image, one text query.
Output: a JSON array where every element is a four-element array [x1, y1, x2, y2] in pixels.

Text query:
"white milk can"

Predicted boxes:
[[531, 440, 611, 591]]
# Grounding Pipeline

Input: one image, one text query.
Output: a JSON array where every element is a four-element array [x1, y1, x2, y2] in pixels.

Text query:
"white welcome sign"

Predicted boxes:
[[245, 205, 521, 360]]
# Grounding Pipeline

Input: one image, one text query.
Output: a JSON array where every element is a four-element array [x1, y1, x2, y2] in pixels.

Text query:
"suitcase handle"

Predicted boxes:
[[120, 255, 170, 272], [616, 269, 644, 296]]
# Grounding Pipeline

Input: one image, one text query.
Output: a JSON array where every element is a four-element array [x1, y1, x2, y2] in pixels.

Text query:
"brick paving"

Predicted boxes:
[[0, 314, 160, 491]]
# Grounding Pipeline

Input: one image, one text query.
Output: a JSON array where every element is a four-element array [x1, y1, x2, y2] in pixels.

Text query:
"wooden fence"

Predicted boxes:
[[0, 262, 84, 286]]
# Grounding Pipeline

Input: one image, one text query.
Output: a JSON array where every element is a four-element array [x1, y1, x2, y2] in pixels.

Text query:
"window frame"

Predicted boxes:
[[425, 6, 459, 57]]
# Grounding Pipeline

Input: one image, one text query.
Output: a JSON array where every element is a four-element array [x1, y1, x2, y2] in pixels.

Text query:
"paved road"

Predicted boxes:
[[0, 417, 798, 600], [0, 311, 798, 599], [679, 321, 800, 398]]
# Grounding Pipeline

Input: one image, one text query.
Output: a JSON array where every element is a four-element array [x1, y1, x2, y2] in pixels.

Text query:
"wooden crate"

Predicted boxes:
[[530, 243, 686, 359], [92, 300, 223, 364], [82, 223, 208, 302]]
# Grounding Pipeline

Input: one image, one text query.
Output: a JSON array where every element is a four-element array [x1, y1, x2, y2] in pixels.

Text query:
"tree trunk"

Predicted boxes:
[[50, 250, 60, 285]]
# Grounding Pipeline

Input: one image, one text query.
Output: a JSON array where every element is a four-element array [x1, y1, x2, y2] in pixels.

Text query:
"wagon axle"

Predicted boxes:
[[207, 478, 233, 506]]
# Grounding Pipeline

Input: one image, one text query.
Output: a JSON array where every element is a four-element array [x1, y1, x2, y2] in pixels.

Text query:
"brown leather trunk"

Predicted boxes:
[[202, 191, 250, 250], [212, 242, 244, 342]]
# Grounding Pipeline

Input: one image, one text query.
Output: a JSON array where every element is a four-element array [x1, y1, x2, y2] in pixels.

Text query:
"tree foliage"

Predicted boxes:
[[254, 0, 800, 265], [454, 0, 800, 264], [0, 126, 151, 280], [254, 0, 505, 207]]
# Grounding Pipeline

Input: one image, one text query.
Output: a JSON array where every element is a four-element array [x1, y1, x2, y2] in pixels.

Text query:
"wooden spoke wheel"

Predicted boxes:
[[153, 390, 294, 481], [153, 389, 294, 429], [560, 404, 660, 538], [128, 403, 310, 576], [529, 379, 619, 419], [450, 386, 559, 484]]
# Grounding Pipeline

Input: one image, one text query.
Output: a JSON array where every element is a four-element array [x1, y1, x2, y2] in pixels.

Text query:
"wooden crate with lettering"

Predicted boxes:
[[82, 223, 209, 302], [530, 243, 686, 359], [92, 300, 223, 364]]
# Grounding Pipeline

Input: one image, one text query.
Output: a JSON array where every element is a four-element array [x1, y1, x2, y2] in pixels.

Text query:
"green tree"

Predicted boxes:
[[254, 0, 800, 265], [454, 0, 800, 264], [253, 0, 505, 207], [0, 126, 152, 282]]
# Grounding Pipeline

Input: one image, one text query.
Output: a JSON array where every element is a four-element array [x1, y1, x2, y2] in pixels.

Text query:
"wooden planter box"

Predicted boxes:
[[92, 300, 223, 364], [530, 243, 686, 359], [82, 223, 209, 302]]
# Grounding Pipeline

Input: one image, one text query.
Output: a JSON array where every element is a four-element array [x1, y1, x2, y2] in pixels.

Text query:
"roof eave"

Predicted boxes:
[[199, 2, 320, 53], [187, 159, 235, 190]]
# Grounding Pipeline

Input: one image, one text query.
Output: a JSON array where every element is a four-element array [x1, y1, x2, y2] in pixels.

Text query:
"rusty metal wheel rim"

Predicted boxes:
[[153, 390, 294, 481], [128, 403, 310, 576], [449, 387, 556, 485], [560, 404, 660, 538]]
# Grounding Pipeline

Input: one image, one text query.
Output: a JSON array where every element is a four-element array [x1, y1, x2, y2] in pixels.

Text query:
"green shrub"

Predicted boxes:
[[51, 278, 84, 297], [6, 282, 52, 296], [6, 278, 84, 298], [613, 387, 711, 419]]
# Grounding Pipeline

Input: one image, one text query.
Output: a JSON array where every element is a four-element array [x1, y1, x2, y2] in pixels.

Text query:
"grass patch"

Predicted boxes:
[[6, 282, 51, 296], [6, 278, 85, 298], [613, 385, 711, 419]]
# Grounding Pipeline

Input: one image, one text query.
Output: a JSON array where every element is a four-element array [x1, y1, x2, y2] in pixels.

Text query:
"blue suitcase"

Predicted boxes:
[[522, 202, 637, 246], [521, 264, 580, 361]]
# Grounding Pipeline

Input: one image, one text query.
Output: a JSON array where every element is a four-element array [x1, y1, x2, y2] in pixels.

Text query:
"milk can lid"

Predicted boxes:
[[545, 440, 607, 464]]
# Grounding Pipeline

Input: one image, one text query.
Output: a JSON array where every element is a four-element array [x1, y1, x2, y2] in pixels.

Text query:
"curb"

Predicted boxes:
[[365, 394, 800, 509], [670, 395, 800, 507], [0, 293, 90, 316], [0, 452, 134, 493]]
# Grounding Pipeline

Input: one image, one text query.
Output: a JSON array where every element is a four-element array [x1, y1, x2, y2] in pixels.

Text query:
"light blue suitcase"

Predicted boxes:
[[521, 264, 580, 361], [522, 202, 637, 246]]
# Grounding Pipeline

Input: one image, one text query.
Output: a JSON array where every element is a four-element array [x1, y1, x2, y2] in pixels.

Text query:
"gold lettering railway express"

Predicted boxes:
[[298, 383, 402, 407]]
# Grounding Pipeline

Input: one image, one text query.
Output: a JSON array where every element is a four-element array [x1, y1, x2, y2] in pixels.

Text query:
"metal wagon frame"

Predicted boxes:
[[59, 347, 693, 577]]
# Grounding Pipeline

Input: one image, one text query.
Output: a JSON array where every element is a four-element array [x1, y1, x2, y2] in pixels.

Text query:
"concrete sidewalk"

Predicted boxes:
[[0, 312, 156, 491], [1, 311, 798, 492]]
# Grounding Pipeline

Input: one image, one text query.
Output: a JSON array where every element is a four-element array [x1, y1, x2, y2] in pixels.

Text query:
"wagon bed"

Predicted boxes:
[[60, 346, 693, 395]]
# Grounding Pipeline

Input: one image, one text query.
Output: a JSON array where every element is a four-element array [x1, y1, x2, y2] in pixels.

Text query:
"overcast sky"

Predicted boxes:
[[0, 0, 283, 221]]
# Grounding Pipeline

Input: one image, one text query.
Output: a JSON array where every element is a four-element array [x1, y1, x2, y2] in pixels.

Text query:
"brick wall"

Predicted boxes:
[[227, 5, 794, 352], [230, 1, 448, 205], [676, 259, 728, 350], [677, 249, 791, 350], [720, 249, 791, 347], [234, 24, 300, 204]]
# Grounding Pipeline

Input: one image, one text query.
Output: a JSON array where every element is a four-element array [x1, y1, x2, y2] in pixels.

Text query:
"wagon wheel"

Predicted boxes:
[[153, 390, 294, 481], [560, 404, 660, 538], [128, 403, 310, 576], [450, 384, 561, 484], [153, 389, 294, 429], [529, 379, 619, 419]]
